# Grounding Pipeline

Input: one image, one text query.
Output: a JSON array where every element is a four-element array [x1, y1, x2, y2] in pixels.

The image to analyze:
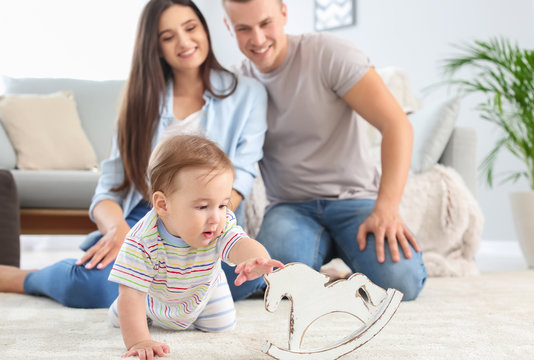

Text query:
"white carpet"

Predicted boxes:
[[1, 270, 533, 359]]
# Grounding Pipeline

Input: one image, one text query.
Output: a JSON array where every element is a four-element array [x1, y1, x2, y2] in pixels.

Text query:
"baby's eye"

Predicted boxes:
[[219, 204, 228, 209], [198, 205, 208, 210]]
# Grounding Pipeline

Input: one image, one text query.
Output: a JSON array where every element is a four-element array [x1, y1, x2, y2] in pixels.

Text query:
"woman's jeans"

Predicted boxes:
[[223, 199, 427, 301], [23, 201, 152, 308]]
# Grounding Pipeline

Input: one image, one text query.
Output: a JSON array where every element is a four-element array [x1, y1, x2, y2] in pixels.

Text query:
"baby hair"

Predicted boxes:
[[148, 135, 234, 197]]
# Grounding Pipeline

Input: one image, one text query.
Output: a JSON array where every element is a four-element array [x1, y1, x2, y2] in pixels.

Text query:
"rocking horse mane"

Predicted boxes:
[[263, 263, 332, 313]]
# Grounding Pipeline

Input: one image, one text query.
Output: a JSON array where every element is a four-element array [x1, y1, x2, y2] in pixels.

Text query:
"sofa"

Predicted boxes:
[[0, 69, 483, 275], [0, 77, 124, 233]]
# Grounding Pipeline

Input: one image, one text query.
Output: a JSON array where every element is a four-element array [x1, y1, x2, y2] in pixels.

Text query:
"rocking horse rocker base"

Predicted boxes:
[[262, 263, 403, 360]]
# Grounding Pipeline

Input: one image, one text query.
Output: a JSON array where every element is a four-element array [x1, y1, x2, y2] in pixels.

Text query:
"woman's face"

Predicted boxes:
[[158, 4, 209, 74]]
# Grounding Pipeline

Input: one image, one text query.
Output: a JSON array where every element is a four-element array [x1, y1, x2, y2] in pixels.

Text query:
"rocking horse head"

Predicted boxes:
[[263, 263, 330, 312]]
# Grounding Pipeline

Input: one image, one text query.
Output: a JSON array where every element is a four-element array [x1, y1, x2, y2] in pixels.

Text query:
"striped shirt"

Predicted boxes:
[[108, 207, 245, 330]]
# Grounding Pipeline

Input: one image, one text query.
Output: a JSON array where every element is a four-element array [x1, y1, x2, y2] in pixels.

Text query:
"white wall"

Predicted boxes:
[[0, 0, 148, 81], [1, 0, 533, 242]]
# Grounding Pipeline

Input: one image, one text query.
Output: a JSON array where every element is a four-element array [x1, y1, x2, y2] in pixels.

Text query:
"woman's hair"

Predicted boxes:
[[148, 135, 234, 197], [113, 0, 237, 200]]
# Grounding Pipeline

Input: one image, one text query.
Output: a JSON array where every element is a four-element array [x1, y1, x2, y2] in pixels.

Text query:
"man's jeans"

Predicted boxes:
[[225, 199, 427, 301]]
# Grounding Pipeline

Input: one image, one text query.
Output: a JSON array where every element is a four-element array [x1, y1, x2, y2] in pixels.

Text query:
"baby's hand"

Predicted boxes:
[[234, 258, 284, 286], [123, 340, 170, 360]]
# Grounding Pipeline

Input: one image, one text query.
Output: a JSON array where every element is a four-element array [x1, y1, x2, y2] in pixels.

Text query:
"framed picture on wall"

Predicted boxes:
[[315, 0, 356, 31]]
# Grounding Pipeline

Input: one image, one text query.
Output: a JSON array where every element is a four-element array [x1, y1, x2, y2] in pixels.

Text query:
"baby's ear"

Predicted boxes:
[[152, 191, 168, 216]]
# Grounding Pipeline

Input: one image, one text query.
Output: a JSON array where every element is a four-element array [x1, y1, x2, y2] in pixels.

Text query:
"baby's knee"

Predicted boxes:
[[194, 316, 236, 333], [108, 299, 120, 327]]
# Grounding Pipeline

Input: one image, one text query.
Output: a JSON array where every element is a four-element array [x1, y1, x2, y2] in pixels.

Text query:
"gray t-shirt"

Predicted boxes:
[[240, 32, 380, 205]]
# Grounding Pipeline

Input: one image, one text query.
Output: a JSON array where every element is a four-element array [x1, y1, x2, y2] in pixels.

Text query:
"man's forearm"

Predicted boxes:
[[376, 122, 413, 210]]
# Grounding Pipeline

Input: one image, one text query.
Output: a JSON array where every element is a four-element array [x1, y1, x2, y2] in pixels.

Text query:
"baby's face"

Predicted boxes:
[[162, 167, 233, 248]]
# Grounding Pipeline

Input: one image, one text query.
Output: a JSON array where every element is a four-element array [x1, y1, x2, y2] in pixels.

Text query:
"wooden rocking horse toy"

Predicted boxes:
[[262, 263, 403, 359]]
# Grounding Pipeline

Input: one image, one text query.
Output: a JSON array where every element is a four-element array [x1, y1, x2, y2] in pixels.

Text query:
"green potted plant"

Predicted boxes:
[[442, 37, 534, 267]]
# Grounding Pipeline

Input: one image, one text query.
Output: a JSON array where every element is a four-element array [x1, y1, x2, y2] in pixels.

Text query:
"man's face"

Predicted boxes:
[[224, 0, 288, 73]]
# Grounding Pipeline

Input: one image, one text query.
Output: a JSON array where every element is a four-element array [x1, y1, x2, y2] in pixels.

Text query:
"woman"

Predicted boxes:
[[0, 0, 267, 308]]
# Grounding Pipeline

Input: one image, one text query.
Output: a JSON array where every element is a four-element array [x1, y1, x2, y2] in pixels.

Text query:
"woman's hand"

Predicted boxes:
[[76, 222, 130, 270], [123, 340, 170, 360], [234, 258, 284, 286]]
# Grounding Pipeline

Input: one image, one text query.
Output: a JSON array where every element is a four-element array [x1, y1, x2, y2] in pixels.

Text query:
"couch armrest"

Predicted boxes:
[[0, 169, 20, 266], [438, 126, 478, 197]]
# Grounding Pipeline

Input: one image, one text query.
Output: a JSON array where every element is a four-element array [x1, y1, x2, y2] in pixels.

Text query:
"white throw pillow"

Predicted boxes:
[[0, 121, 16, 169], [0, 91, 98, 170], [409, 97, 460, 173], [361, 96, 460, 173], [376, 67, 423, 114]]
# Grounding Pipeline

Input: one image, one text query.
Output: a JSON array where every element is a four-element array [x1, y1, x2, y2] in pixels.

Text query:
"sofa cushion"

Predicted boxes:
[[376, 67, 422, 114], [0, 120, 16, 169], [409, 96, 460, 173], [3, 77, 125, 162], [11, 169, 100, 208], [361, 96, 460, 173], [0, 91, 98, 170]]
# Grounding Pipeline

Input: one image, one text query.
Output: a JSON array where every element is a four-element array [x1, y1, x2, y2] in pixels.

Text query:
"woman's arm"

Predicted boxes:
[[76, 199, 130, 269], [89, 133, 126, 221], [230, 78, 268, 199], [230, 189, 243, 211], [79, 133, 130, 270]]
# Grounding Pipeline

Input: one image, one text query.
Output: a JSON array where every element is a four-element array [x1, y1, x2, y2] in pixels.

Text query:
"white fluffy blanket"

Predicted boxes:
[[245, 165, 483, 277], [400, 165, 483, 276]]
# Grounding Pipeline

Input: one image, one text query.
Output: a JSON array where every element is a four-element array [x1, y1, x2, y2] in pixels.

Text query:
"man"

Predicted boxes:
[[222, 0, 427, 300]]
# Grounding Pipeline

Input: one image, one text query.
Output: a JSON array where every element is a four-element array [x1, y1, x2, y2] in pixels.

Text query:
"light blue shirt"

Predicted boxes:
[[89, 71, 267, 221]]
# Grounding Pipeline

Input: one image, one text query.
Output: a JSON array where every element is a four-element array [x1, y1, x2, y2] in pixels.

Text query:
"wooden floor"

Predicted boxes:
[[20, 209, 97, 235]]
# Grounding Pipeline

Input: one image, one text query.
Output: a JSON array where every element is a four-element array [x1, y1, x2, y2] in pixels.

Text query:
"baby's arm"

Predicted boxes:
[[117, 284, 170, 359], [228, 237, 284, 286]]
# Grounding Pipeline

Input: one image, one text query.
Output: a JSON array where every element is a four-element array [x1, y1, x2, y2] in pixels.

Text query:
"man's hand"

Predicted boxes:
[[356, 206, 420, 263], [123, 340, 170, 360], [76, 223, 130, 270], [234, 258, 284, 286]]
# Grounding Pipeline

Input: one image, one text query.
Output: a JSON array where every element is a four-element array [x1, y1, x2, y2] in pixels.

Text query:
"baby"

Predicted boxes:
[[108, 135, 283, 359]]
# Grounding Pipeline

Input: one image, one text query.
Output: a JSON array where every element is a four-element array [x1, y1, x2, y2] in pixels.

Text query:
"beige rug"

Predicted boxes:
[[1, 270, 533, 359]]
